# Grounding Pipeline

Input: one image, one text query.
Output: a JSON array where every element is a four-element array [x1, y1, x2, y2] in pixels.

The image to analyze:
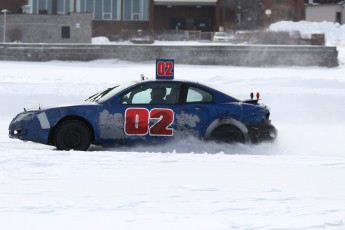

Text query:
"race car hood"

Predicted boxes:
[[10, 100, 101, 132], [9, 100, 102, 142], [24, 100, 99, 112]]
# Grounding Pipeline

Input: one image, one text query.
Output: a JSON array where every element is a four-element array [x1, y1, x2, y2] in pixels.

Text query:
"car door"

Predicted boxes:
[[176, 83, 215, 139], [117, 81, 182, 143]]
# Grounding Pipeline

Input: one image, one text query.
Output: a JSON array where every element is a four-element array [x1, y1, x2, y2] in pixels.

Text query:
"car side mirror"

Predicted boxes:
[[121, 95, 129, 104]]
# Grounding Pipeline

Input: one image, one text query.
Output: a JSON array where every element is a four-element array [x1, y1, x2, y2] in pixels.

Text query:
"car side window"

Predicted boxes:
[[121, 82, 181, 105], [186, 86, 213, 103]]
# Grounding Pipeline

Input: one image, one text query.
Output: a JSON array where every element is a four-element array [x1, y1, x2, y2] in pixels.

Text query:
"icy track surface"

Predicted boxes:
[[1, 55, 345, 229]]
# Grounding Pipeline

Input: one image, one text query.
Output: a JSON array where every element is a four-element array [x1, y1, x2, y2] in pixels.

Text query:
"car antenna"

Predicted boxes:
[[140, 74, 147, 80], [23, 107, 26, 112]]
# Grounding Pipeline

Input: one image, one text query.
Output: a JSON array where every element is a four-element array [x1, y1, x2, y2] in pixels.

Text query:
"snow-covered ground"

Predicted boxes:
[[1, 22, 345, 229]]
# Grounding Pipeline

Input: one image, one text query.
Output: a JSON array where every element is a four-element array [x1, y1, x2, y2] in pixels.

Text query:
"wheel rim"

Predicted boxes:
[[64, 130, 81, 148], [224, 131, 242, 143], [212, 127, 244, 144]]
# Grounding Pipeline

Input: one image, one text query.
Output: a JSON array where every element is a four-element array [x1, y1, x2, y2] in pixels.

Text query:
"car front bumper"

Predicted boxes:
[[8, 112, 51, 144]]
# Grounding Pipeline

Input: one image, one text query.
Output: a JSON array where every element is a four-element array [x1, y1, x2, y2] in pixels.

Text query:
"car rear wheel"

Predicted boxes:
[[54, 120, 91, 151], [210, 125, 245, 144]]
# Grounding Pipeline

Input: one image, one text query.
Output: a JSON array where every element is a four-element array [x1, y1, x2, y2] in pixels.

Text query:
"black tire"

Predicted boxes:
[[54, 120, 91, 151], [210, 125, 245, 144]]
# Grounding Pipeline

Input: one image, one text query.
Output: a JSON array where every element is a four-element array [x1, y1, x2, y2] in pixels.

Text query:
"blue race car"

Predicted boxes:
[[9, 79, 277, 151]]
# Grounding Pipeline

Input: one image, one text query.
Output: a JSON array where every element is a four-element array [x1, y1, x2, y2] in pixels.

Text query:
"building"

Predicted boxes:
[[0, 0, 305, 40], [306, 0, 345, 3], [28, 0, 221, 35], [262, 0, 305, 26], [0, 0, 26, 13], [305, 0, 345, 24], [0, 12, 92, 43]]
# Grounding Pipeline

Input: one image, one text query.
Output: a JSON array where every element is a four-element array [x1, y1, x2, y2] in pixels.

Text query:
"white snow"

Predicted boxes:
[[270, 21, 345, 46], [93, 21, 345, 47], [2, 22, 345, 230], [92, 36, 112, 44]]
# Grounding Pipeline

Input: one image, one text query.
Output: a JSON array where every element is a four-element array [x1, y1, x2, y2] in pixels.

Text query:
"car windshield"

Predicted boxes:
[[86, 81, 138, 103]]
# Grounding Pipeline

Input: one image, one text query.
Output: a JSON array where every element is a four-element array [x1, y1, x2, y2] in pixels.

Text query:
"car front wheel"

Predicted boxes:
[[54, 120, 91, 151]]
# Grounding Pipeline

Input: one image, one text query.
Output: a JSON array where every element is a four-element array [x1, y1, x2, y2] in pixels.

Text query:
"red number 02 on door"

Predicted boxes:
[[124, 108, 174, 136]]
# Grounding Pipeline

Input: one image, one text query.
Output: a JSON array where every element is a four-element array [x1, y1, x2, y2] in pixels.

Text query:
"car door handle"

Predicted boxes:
[[195, 106, 206, 111], [182, 106, 203, 112]]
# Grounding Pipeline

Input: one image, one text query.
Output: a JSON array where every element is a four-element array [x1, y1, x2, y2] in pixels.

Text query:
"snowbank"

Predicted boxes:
[[91, 36, 111, 44], [93, 21, 345, 47], [92, 36, 132, 45], [270, 21, 345, 46]]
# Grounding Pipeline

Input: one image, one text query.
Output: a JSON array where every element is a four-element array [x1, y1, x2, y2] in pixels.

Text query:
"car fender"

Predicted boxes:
[[204, 117, 251, 143], [46, 107, 98, 144]]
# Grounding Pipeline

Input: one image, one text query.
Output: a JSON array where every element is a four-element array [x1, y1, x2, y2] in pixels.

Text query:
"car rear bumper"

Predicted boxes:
[[246, 122, 277, 143]]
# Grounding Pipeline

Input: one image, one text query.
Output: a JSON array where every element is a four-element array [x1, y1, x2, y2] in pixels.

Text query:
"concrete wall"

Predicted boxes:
[[0, 44, 338, 67], [0, 13, 92, 43]]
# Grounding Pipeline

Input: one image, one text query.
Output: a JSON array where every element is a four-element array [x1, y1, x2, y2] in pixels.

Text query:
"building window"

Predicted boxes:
[[39, 0, 48, 11], [123, 0, 149, 21], [103, 0, 112, 19], [78, 0, 94, 13], [61, 26, 71, 38], [32, 0, 50, 14], [31, 0, 74, 14], [336, 12, 342, 24], [77, 0, 120, 20], [58, 0, 71, 14]]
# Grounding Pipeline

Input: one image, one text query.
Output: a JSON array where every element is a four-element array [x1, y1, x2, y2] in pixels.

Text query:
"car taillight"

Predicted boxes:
[[265, 111, 270, 121]]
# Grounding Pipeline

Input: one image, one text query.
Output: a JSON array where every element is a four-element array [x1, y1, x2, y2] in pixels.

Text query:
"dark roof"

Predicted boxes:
[[305, 0, 344, 3]]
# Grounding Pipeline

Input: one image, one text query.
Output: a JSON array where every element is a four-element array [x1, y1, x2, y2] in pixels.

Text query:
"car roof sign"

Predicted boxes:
[[156, 59, 174, 80]]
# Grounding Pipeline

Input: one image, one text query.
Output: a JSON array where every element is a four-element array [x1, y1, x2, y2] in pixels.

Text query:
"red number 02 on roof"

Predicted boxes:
[[156, 59, 174, 79], [124, 108, 174, 136]]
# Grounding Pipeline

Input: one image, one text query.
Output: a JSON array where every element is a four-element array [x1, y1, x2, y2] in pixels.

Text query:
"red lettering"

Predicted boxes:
[[157, 61, 165, 76], [156, 61, 173, 77], [124, 108, 174, 136], [165, 61, 173, 77], [124, 108, 149, 135], [149, 109, 174, 136]]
